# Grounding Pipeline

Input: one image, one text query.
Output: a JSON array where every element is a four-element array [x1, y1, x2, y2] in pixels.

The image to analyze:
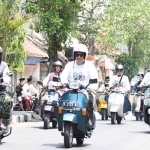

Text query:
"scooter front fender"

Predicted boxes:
[[135, 106, 140, 112], [110, 105, 118, 113], [63, 113, 77, 123]]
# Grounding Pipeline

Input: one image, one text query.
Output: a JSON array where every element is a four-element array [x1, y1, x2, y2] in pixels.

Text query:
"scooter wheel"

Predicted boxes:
[[64, 123, 73, 148], [76, 135, 84, 145], [135, 112, 141, 121], [44, 117, 50, 129], [111, 112, 116, 124], [117, 117, 122, 124], [101, 109, 107, 120], [52, 120, 57, 128]]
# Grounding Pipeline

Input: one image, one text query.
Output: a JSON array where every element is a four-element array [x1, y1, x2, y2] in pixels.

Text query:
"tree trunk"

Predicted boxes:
[[47, 34, 59, 73]]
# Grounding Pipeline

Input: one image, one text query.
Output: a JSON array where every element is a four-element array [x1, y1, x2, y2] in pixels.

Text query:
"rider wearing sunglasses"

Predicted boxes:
[[60, 43, 98, 125]]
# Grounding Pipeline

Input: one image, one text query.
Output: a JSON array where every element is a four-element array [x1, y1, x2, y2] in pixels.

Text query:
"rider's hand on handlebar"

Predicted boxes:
[[1, 82, 9, 87], [63, 83, 69, 88]]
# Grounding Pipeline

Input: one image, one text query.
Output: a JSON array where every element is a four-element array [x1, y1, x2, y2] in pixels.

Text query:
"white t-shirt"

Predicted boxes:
[[99, 83, 110, 92], [109, 75, 130, 92], [140, 72, 150, 86], [60, 60, 98, 90], [22, 83, 38, 97], [0, 61, 10, 84]]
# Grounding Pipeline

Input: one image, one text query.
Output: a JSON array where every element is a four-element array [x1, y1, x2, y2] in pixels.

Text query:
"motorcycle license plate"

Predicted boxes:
[[44, 105, 52, 111]]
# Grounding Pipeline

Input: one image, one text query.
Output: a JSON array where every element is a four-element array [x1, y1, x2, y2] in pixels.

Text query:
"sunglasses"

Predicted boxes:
[[75, 53, 84, 57], [116, 69, 123, 72], [105, 80, 110, 82]]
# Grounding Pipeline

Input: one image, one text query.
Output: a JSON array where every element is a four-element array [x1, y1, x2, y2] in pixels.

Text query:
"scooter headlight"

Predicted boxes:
[[69, 82, 80, 90]]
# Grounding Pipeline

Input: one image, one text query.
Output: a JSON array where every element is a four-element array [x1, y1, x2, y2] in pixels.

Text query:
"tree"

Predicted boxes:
[[73, 0, 108, 55], [99, 0, 150, 73], [0, 0, 29, 72], [116, 53, 139, 80], [25, 0, 82, 72]]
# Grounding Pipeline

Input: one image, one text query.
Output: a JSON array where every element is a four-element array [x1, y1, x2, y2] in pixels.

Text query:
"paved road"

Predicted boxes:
[[1, 112, 150, 150]]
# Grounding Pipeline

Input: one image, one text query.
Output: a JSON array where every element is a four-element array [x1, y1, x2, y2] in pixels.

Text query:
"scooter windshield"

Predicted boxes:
[[43, 91, 60, 102]]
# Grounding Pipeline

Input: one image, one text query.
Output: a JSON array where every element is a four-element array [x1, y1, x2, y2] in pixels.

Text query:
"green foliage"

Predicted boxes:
[[98, 0, 150, 71], [116, 53, 140, 80], [0, 0, 28, 72], [73, 0, 107, 54], [25, 0, 82, 59]]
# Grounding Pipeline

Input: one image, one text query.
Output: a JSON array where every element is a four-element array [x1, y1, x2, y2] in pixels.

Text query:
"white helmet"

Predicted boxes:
[[0, 46, 3, 53], [73, 44, 88, 59]]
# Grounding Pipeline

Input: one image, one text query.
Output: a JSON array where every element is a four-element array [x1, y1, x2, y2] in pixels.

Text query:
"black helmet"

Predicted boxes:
[[116, 64, 124, 71], [53, 61, 63, 68]]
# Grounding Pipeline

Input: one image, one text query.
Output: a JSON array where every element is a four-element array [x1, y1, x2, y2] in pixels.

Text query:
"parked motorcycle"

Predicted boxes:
[[0, 72, 13, 143], [38, 79, 61, 129], [97, 91, 108, 120], [13, 94, 40, 113], [58, 79, 97, 148], [108, 87, 126, 124], [132, 91, 144, 121]]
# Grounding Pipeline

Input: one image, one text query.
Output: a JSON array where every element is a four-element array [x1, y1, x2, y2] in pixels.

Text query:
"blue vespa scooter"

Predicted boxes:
[[58, 79, 97, 148]]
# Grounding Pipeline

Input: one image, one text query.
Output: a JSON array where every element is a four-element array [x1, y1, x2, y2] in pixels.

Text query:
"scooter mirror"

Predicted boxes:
[[53, 77, 60, 82], [37, 80, 43, 86], [7, 72, 13, 76], [89, 79, 98, 84]]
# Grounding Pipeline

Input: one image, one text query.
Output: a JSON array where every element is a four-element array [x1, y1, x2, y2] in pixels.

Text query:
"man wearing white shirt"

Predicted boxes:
[[109, 64, 131, 113], [60, 43, 98, 125]]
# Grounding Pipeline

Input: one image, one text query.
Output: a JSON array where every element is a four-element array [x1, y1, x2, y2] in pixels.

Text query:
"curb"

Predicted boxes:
[[12, 111, 33, 124]]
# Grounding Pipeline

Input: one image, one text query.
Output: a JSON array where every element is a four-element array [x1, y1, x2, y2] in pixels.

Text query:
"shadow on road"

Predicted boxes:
[[0, 142, 6, 145], [31, 126, 57, 130], [130, 131, 150, 134], [42, 143, 90, 149]]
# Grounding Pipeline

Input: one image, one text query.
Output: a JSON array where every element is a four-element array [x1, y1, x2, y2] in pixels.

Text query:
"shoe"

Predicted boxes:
[[0, 123, 6, 130], [88, 119, 93, 126]]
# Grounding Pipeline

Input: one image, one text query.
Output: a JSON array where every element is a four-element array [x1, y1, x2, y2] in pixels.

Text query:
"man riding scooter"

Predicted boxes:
[[132, 73, 144, 120], [97, 76, 110, 119], [134, 74, 144, 93], [139, 69, 150, 126], [0, 46, 13, 134], [22, 76, 38, 111], [108, 64, 131, 116], [97, 76, 110, 104], [60, 43, 98, 125]]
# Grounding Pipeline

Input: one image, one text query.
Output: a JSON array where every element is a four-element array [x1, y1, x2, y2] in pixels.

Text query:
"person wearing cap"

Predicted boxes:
[[0, 46, 12, 130], [43, 61, 63, 87], [60, 43, 98, 125], [15, 78, 25, 111]]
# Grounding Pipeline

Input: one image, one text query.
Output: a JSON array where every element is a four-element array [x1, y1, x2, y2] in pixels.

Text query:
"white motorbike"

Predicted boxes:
[[108, 87, 126, 124], [38, 79, 61, 129], [132, 91, 144, 121]]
